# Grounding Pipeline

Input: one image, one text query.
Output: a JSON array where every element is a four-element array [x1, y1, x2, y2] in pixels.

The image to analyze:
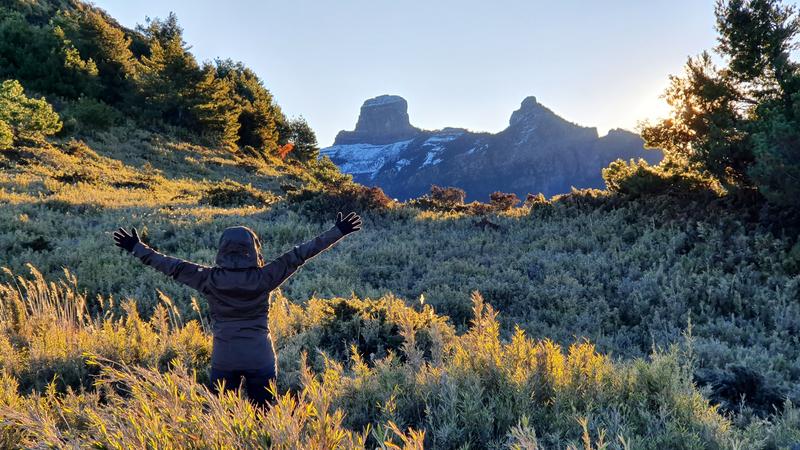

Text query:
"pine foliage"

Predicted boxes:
[[0, 2, 290, 151], [0, 79, 62, 146], [607, 0, 800, 208]]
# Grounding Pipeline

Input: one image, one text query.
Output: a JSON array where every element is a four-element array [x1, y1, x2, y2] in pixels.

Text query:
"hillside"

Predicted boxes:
[[321, 95, 662, 201], [2, 135, 800, 447], [1, 0, 800, 449]]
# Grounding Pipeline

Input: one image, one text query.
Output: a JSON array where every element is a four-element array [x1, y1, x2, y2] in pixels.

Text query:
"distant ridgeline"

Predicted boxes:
[[321, 95, 662, 201]]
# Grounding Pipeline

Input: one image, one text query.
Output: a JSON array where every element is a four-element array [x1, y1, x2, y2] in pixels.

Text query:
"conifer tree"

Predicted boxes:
[[0, 79, 62, 145], [215, 59, 284, 152], [135, 14, 199, 126], [639, 0, 799, 207], [286, 116, 319, 162], [75, 9, 137, 104], [0, 10, 98, 99], [190, 65, 241, 148], [0, 4, 303, 156], [718, 0, 800, 207], [0, 120, 13, 150]]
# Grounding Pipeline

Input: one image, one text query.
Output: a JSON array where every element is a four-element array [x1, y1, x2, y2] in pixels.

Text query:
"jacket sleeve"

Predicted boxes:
[[131, 242, 210, 291], [259, 226, 345, 292]]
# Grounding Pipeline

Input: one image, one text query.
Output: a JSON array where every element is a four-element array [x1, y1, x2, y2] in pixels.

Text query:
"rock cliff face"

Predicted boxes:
[[333, 95, 421, 145], [321, 95, 662, 201]]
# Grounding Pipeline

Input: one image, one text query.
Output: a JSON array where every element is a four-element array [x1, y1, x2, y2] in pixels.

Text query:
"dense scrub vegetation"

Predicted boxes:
[[1, 0, 799, 448], [1, 267, 799, 449], [1, 130, 799, 447]]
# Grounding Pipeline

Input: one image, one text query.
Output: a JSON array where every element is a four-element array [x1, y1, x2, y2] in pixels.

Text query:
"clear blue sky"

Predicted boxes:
[[93, 1, 741, 146]]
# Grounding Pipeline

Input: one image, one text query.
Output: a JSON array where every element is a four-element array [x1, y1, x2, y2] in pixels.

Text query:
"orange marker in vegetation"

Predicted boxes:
[[278, 142, 294, 159]]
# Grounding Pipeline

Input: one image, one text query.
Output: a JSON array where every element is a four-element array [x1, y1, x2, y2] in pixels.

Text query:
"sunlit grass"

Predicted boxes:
[[3, 266, 794, 449]]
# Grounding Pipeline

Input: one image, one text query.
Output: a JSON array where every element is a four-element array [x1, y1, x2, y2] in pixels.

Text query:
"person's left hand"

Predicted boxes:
[[113, 227, 141, 252], [335, 212, 362, 235]]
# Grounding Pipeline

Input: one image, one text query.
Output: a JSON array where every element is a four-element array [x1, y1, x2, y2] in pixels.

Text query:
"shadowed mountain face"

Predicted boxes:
[[321, 95, 662, 201], [333, 95, 419, 145]]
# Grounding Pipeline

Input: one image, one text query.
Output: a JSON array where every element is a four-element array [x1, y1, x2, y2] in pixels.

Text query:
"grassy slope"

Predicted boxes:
[[0, 131, 799, 447], [2, 132, 799, 391]]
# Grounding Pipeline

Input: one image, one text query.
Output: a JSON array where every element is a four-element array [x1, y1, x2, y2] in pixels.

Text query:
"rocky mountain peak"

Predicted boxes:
[[322, 94, 661, 201], [603, 128, 639, 139], [520, 95, 539, 108], [334, 95, 420, 145], [362, 94, 407, 109], [508, 96, 550, 127], [505, 96, 599, 141]]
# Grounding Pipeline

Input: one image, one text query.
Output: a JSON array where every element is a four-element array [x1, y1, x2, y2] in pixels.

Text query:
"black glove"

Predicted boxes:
[[113, 227, 141, 253], [335, 212, 362, 235]]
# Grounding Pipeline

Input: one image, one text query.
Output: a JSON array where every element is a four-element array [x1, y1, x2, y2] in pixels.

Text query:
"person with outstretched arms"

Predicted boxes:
[[112, 212, 362, 408]]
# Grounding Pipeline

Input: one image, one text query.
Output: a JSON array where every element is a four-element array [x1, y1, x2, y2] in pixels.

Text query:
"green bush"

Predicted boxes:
[[0, 120, 11, 150], [749, 105, 800, 209], [489, 191, 520, 211], [199, 180, 275, 208], [430, 185, 466, 208], [61, 97, 123, 132], [602, 158, 722, 198], [0, 79, 62, 144], [289, 183, 393, 217]]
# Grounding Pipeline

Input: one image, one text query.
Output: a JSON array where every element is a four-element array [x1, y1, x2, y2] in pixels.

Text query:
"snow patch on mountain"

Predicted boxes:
[[422, 152, 443, 167], [424, 134, 460, 144], [516, 123, 538, 145], [320, 139, 413, 179], [420, 134, 459, 167], [466, 143, 489, 155]]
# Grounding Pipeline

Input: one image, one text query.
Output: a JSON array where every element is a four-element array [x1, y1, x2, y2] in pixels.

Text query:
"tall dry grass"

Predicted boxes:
[[0, 267, 797, 449]]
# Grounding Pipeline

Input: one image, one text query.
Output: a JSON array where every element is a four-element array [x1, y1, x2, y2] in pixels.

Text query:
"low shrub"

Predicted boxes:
[[430, 185, 466, 207], [466, 201, 495, 215], [489, 191, 520, 211], [199, 180, 275, 207], [1, 269, 796, 449], [288, 183, 393, 217], [602, 159, 722, 199], [60, 97, 124, 133], [523, 193, 548, 208], [54, 170, 99, 185], [524, 193, 554, 217], [408, 185, 475, 213]]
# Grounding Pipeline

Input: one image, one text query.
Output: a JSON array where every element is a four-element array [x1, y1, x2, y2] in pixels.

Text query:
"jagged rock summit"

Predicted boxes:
[[509, 96, 550, 127], [334, 95, 421, 145], [322, 95, 662, 201], [502, 95, 599, 145]]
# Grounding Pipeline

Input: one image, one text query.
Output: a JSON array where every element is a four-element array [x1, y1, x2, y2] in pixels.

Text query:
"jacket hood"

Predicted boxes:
[[215, 226, 265, 269]]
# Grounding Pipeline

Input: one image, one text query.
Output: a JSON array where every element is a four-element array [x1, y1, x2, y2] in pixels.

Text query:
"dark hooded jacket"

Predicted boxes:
[[132, 225, 345, 370]]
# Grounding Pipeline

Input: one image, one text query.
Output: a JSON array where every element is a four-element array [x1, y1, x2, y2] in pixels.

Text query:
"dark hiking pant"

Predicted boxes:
[[210, 366, 276, 409]]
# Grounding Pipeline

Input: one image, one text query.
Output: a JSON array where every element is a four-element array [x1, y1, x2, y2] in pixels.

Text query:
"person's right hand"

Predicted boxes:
[[113, 227, 141, 253], [335, 212, 362, 235]]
